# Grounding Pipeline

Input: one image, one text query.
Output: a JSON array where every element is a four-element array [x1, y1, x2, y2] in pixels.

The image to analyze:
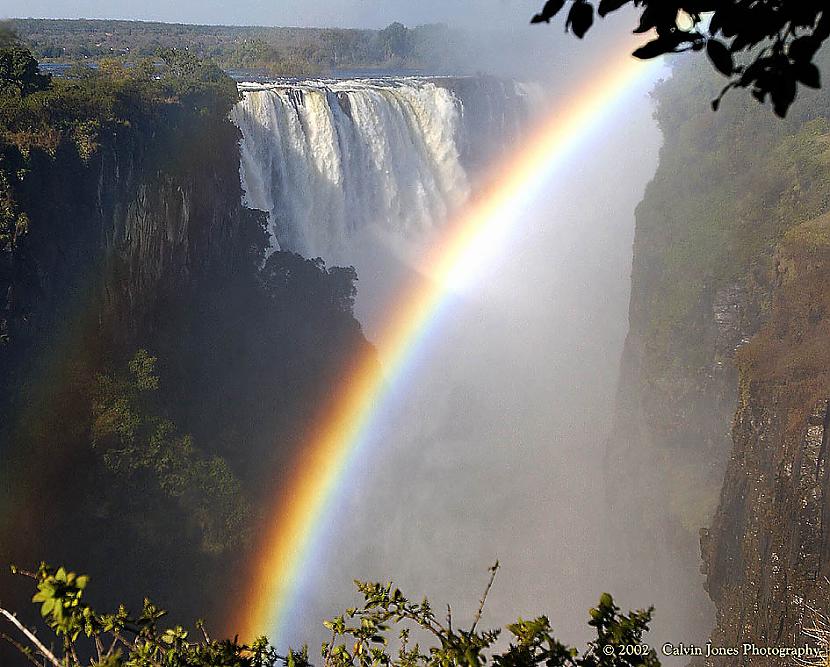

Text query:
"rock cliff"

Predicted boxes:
[[607, 54, 830, 660], [702, 213, 830, 664], [0, 77, 370, 637], [1, 106, 259, 358]]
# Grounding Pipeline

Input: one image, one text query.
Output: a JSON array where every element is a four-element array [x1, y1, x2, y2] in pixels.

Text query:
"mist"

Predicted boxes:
[[240, 69, 693, 655], [216, 0, 714, 654]]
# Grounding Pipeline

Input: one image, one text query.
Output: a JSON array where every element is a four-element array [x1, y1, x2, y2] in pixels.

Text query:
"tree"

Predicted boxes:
[[377, 23, 415, 64], [531, 0, 829, 117], [0, 44, 51, 97], [322, 566, 660, 667], [92, 350, 252, 555], [152, 47, 241, 115], [0, 564, 280, 667], [1, 562, 660, 667]]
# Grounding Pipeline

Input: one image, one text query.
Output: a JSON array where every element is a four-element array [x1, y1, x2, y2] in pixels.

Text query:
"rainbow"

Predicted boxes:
[[234, 51, 662, 645]]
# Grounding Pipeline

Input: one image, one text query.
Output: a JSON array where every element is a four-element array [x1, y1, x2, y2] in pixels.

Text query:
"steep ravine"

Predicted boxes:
[[609, 54, 830, 662], [0, 101, 254, 632], [0, 70, 544, 653]]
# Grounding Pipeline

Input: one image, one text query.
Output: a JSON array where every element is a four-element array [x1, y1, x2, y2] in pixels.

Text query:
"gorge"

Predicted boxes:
[[228, 70, 662, 650], [2, 34, 830, 667]]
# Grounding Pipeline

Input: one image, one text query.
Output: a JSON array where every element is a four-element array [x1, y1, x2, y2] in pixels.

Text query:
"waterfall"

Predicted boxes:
[[229, 72, 663, 654], [231, 77, 541, 261]]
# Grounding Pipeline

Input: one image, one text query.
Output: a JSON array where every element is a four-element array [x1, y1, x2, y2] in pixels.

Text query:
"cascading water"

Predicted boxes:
[[232, 77, 541, 262]]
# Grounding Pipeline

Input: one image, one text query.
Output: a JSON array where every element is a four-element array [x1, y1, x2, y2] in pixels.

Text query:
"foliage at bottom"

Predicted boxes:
[[0, 562, 659, 667]]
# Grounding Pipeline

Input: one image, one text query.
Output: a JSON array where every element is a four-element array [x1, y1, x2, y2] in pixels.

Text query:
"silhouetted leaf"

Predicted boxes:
[[632, 38, 669, 59], [566, 1, 594, 38], [771, 76, 797, 117], [532, 0, 830, 116], [708, 10, 723, 35], [707, 39, 734, 75], [531, 0, 566, 23], [634, 4, 674, 34], [789, 35, 821, 63], [796, 62, 821, 88]]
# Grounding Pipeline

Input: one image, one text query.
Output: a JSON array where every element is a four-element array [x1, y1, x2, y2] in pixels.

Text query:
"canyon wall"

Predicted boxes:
[[609, 54, 830, 662]]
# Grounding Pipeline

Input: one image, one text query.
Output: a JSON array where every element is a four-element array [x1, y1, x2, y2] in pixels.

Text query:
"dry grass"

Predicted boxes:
[[798, 604, 830, 666]]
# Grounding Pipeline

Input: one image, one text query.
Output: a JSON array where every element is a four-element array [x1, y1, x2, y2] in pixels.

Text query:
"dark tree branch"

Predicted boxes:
[[470, 561, 499, 634], [1, 632, 45, 667], [532, 0, 830, 116], [0, 608, 62, 667]]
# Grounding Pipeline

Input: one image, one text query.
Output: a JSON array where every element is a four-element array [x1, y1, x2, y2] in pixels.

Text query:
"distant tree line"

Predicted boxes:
[[9, 18, 471, 75]]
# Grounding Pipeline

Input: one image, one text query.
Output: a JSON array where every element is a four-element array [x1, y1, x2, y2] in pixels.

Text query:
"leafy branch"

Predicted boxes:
[[531, 0, 829, 116], [1, 563, 283, 667], [2, 562, 660, 667], [319, 562, 659, 667]]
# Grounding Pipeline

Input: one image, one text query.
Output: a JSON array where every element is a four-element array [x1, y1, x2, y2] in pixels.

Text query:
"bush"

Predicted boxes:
[[0, 562, 660, 667]]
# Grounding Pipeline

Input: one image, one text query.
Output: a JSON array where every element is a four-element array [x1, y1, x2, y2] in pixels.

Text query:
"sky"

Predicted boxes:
[[1, 0, 546, 29]]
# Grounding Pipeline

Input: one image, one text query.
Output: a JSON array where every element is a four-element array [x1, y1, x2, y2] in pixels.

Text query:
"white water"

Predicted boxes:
[[233, 77, 540, 264]]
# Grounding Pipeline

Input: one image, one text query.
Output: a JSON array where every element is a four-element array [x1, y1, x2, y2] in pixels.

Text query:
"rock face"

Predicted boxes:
[[605, 55, 830, 660], [0, 105, 269, 628], [701, 214, 830, 665], [1, 114, 258, 356]]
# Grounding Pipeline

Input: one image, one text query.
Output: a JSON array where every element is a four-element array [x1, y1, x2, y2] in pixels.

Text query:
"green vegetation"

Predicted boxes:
[[0, 44, 51, 96], [0, 38, 238, 254], [779, 209, 830, 252], [0, 42, 238, 153], [636, 50, 830, 376], [10, 19, 471, 76], [0, 37, 369, 634], [2, 564, 279, 667], [92, 351, 252, 555], [0, 563, 659, 667], [602, 47, 830, 547]]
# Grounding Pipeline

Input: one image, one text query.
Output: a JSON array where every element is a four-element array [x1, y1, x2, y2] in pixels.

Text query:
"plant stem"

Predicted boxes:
[[0, 607, 63, 667]]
